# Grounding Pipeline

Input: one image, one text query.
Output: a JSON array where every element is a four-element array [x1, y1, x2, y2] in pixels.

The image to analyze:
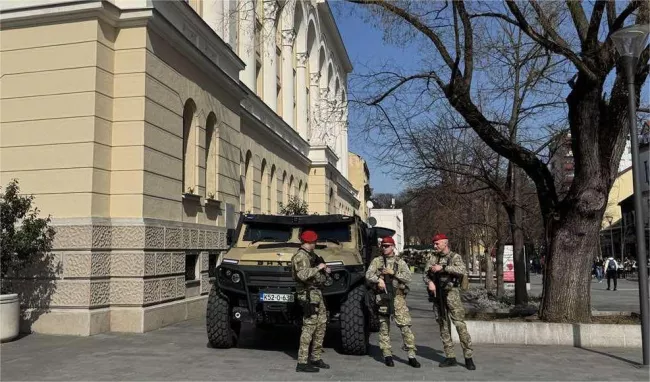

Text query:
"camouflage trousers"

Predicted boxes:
[[298, 290, 328, 364], [435, 288, 473, 358], [378, 294, 417, 358]]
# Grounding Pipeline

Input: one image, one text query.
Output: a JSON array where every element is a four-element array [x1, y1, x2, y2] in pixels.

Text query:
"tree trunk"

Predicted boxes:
[[506, 166, 528, 305], [495, 241, 505, 297], [539, 209, 601, 322], [485, 249, 494, 291], [539, 79, 613, 323]]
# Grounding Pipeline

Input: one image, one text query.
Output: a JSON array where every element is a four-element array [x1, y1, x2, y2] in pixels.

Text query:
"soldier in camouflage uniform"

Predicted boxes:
[[423, 234, 476, 370], [291, 230, 331, 373], [366, 236, 421, 368]]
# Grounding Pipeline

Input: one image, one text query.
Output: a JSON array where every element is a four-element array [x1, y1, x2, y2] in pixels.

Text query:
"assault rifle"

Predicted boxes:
[[427, 268, 448, 325], [380, 257, 396, 316]]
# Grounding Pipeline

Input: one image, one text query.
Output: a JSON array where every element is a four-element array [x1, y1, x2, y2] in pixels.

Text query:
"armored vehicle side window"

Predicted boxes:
[[300, 223, 352, 243], [243, 223, 292, 242]]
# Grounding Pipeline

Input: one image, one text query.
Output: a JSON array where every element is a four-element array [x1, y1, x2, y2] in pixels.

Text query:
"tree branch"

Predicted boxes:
[[566, 0, 589, 45], [585, 1, 607, 49], [610, 0, 643, 32], [456, 1, 474, 86], [504, 0, 598, 81]]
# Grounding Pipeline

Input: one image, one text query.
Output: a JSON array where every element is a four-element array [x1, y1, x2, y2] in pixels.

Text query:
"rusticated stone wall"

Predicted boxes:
[[17, 218, 228, 334]]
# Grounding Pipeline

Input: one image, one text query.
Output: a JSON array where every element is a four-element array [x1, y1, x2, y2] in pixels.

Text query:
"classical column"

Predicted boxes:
[[281, 29, 296, 128], [342, 123, 349, 178], [296, 53, 308, 139], [262, 0, 279, 111], [319, 87, 330, 147], [202, 0, 224, 38], [238, 0, 255, 89], [341, 103, 349, 178], [309, 73, 321, 143]]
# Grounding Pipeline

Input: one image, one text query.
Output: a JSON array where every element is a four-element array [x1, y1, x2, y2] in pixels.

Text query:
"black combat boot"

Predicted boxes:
[[384, 356, 394, 367], [439, 357, 457, 367], [408, 357, 421, 368], [309, 359, 330, 369], [296, 363, 319, 372], [465, 358, 476, 370]]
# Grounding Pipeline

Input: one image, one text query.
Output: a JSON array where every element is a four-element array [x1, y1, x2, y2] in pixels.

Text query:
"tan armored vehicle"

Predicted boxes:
[[206, 213, 393, 355]]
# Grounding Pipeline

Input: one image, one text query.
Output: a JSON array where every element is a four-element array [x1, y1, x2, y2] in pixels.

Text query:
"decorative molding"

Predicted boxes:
[[50, 219, 228, 251], [263, 0, 279, 21], [310, 73, 321, 87], [296, 53, 308, 68], [281, 29, 296, 47], [241, 94, 311, 165]]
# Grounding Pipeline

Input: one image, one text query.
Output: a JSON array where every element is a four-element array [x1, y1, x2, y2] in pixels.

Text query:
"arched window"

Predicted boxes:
[[270, 165, 277, 213], [298, 180, 303, 202], [244, 151, 254, 212], [205, 112, 218, 199], [260, 159, 268, 213], [289, 175, 294, 199], [282, 171, 288, 206], [183, 99, 197, 194]]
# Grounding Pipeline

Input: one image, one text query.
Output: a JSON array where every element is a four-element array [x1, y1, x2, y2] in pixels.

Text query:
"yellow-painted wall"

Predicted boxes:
[[602, 168, 633, 228]]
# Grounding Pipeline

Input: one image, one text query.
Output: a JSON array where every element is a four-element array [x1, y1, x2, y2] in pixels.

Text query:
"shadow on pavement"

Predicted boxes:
[[577, 347, 643, 368], [206, 322, 351, 361]]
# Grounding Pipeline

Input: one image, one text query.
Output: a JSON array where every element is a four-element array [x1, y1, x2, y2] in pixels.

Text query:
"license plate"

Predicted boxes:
[[259, 293, 294, 302]]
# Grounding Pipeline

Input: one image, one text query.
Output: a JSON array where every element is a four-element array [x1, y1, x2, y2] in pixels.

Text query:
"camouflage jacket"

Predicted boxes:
[[366, 255, 412, 292], [422, 250, 466, 289], [291, 247, 327, 293]]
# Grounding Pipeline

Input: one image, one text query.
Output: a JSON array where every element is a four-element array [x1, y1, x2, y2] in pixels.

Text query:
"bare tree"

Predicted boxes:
[[343, 0, 649, 322]]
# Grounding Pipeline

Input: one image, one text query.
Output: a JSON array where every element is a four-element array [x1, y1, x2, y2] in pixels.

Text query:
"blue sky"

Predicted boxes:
[[332, 2, 650, 196]]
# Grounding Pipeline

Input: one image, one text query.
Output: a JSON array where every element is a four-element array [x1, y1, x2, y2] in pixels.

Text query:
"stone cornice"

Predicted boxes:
[[241, 93, 311, 167], [316, 0, 353, 74]]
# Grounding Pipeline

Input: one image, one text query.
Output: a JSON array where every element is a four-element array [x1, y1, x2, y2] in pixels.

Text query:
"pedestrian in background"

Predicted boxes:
[[603, 255, 618, 291]]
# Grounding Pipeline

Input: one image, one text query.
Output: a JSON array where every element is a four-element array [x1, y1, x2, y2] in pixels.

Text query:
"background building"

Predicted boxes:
[[369, 208, 404, 253], [0, 0, 359, 335], [347, 152, 371, 221], [599, 121, 650, 260]]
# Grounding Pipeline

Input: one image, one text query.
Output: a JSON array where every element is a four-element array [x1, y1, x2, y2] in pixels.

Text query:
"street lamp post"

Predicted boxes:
[[611, 23, 650, 366]]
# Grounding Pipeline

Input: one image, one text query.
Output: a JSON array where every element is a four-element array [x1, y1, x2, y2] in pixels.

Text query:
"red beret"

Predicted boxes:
[[432, 234, 448, 242], [300, 230, 318, 243], [381, 236, 395, 245]]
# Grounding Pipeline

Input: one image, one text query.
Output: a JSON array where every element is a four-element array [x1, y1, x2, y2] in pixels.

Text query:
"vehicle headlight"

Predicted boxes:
[[333, 273, 341, 280], [225, 269, 232, 277], [231, 273, 241, 283]]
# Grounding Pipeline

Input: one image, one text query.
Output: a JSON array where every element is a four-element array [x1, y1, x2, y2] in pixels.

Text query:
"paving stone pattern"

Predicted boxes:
[[1, 279, 648, 381]]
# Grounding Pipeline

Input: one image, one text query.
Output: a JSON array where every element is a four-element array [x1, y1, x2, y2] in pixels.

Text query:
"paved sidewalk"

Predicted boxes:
[[2, 282, 648, 381]]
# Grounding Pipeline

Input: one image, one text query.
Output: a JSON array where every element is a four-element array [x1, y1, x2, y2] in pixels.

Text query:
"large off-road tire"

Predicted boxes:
[[206, 284, 240, 348], [340, 285, 369, 355]]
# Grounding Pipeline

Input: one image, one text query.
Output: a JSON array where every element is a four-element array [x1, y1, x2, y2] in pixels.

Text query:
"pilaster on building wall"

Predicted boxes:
[[0, 0, 361, 336]]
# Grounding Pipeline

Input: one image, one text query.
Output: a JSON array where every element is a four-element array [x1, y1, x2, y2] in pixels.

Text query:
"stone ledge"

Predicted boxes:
[[451, 320, 641, 348], [20, 307, 110, 336]]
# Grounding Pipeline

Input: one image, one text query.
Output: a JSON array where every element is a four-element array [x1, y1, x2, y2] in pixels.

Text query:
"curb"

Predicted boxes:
[[451, 320, 641, 348]]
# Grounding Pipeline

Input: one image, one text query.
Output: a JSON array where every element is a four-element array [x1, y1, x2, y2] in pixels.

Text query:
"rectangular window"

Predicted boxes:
[[644, 161, 648, 184], [185, 254, 199, 281]]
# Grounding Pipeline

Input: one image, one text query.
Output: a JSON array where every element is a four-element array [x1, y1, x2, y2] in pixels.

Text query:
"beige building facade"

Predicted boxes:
[[348, 152, 371, 221], [0, 0, 360, 335]]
